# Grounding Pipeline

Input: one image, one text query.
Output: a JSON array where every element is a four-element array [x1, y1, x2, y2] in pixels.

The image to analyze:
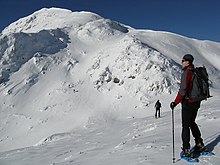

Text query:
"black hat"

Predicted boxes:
[[183, 54, 194, 63]]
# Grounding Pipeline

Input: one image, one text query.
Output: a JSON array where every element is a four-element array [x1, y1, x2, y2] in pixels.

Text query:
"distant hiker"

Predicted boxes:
[[154, 100, 161, 119], [170, 54, 208, 158]]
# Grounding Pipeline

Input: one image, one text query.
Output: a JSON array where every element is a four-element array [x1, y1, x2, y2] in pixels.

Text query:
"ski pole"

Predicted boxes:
[[172, 108, 175, 163]]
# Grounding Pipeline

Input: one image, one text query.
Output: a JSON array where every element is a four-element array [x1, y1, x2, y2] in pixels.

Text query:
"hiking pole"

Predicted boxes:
[[171, 108, 176, 163]]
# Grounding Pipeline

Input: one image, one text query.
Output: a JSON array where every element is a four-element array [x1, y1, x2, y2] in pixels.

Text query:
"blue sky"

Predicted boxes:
[[1, 0, 220, 42]]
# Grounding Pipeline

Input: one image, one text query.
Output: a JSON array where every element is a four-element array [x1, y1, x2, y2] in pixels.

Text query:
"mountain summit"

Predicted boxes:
[[0, 8, 220, 152]]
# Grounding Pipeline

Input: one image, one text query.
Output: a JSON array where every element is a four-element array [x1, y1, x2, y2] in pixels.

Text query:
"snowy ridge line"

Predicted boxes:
[[1, 8, 103, 34]]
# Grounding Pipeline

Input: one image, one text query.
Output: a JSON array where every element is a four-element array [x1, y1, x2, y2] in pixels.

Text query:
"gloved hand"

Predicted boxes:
[[170, 102, 177, 110]]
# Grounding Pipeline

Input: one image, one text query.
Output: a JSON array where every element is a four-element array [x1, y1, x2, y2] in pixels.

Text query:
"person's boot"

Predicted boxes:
[[194, 142, 208, 152], [182, 148, 191, 157]]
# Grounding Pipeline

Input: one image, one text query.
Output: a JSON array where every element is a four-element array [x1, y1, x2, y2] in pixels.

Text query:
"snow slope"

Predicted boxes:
[[0, 8, 220, 164]]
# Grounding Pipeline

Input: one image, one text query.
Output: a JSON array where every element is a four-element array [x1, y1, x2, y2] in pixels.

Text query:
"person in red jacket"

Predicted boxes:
[[170, 54, 207, 157]]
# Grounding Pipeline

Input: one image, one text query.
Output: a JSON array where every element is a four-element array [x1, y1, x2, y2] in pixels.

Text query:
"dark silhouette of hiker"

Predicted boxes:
[[155, 100, 161, 118]]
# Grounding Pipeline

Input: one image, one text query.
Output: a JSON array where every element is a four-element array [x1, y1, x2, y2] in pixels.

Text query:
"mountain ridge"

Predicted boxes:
[[0, 7, 220, 152]]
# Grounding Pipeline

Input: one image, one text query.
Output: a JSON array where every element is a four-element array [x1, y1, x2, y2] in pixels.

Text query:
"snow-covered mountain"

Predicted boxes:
[[0, 8, 220, 164]]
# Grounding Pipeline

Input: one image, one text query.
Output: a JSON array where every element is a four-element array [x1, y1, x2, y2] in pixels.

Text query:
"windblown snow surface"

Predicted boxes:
[[0, 8, 220, 165]]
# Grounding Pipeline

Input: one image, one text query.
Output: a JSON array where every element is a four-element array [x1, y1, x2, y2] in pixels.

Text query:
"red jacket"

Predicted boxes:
[[174, 65, 195, 105]]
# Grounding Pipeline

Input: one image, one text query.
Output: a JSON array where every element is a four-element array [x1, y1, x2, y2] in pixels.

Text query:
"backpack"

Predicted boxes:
[[188, 66, 211, 101]]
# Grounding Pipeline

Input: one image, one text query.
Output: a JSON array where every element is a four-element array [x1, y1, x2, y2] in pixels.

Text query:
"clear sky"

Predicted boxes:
[[1, 0, 220, 42]]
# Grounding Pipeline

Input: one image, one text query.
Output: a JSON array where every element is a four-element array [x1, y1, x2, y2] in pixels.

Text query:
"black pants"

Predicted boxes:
[[155, 108, 160, 118], [181, 100, 203, 149]]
